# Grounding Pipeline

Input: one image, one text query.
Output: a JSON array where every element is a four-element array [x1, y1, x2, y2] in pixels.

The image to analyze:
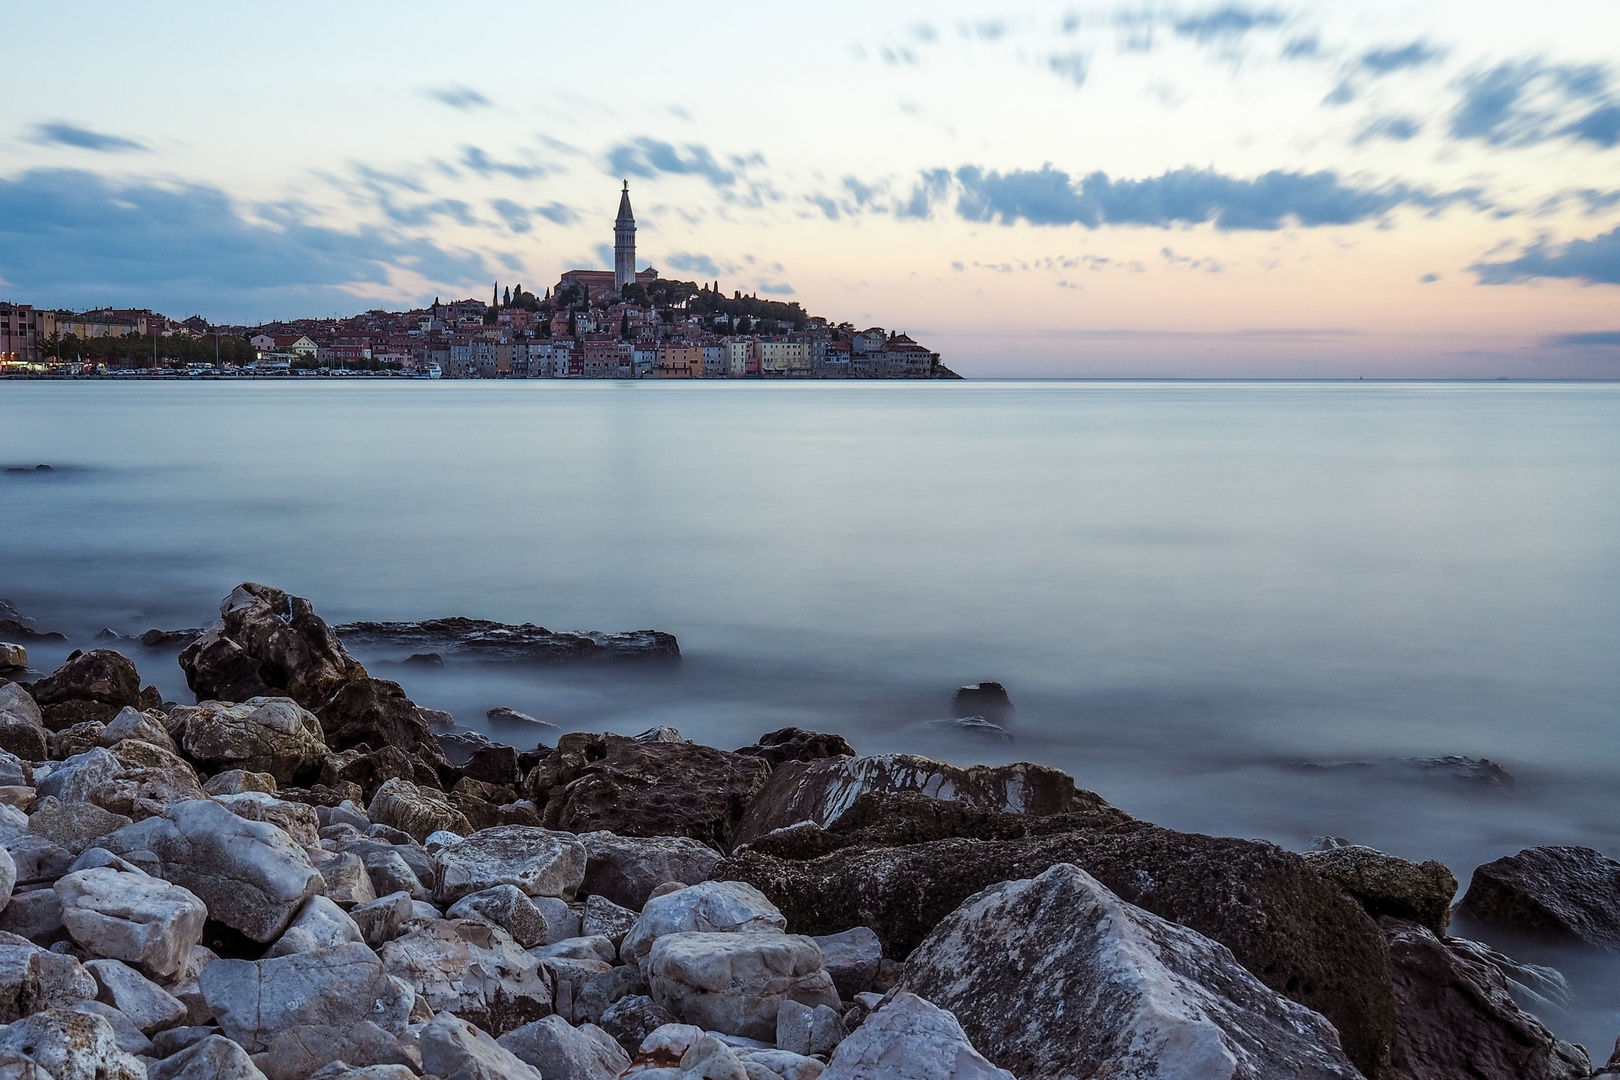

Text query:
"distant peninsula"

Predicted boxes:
[[1, 182, 958, 381]]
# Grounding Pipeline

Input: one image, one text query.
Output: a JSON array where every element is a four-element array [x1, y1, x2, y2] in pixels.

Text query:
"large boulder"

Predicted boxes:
[[259, 1022, 416, 1080], [497, 1015, 630, 1080], [0, 939, 98, 1021], [1304, 845, 1457, 935], [523, 733, 771, 850], [35, 748, 121, 804], [174, 697, 327, 783], [447, 884, 551, 947], [148, 1034, 270, 1080], [178, 583, 367, 707], [55, 867, 207, 978], [379, 918, 552, 1035], [419, 1011, 545, 1080], [579, 831, 722, 910], [98, 798, 324, 942], [0, 683, 47, 761], [28, 649, 141, 712], [0, 1008, 146, 1080], [266, 895, 366, 957], [1381, 917, 1589, 1079], [620, 880, 787, 966], [821, 991, 1012, 1080], [432, 825, 587, 904], [91, 740, 209, 820], [647, 931, 838, 1040], [814, 925, 883, 998], [81, 958, 187, 1034], [315, 678, 448, 767], [367, 777, 470, 843], [730, 754, 1090, 848], [98, 706, 177, 753], [1455, 845, 1620, 948], [903, 863, 1363, 1079], [200, 941, 412, 1052], [717, 797, 1396, 1080]]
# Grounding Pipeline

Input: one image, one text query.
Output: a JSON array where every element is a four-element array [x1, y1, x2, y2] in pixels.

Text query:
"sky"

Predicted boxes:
[[2, 0, 1618, 376]]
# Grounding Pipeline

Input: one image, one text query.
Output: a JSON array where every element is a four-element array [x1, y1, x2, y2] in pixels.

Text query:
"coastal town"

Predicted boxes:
[[0, 183, 957, 381]]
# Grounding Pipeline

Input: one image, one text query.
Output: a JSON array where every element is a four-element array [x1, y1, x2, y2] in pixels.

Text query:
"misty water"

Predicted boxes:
[[3, 378, 1619, 1050]]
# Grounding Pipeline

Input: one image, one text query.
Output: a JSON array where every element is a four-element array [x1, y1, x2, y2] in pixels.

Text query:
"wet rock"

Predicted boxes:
[[367, 777, 471, 843], [138, 627, 203, 650], [734, 727, 856, 767], [38, 698, 121, 732], [83, 957, 186, 1034], [174, 697, 327, 783], [463, 743, 521, 786], [487, 705, 561, 731], [334, 616, 680, 664], [717, 800, 1396, 1080], [0, 684, 47, 761], [201, 941, 412, 1052], [1381, 916, 1590, 1080], [647, 931, 837, 1041], [259, 1021, 416, 1080], [419, 1010, 545, 1080], [266, 895, 365, 957], [0, 1008, 146, 1080], [99, 798, 324, 942], [1456, 845, 1620, 948], [813, 926, 882, 998], [445, 884, 550, 947], [951, 682, 1015, 725], [580, 831, 723, 911], [55, 867, 206, 978], [1303, 845, 1457, 934], [497, 1015, 631, 1080], [582, 893, 638, 945], [904, 863, 1363, 1079], [314, 678, 449, 767], [28, 649, 142, 713], [730, 754, 1088, 848], [149, 1033, 269, 1079], [820, 991, 1011, 1080], [920, 717, 1015, 744], [437, 729, 502, 767], [524, 733, 771, 850], [379, 918, 551, 1035], [202, 770, 278, 796], [621, 881, 787, 967], [597, 994, 678, 1055], [27, 798, 130, 855], [178, 583, 367, 708], [432, 824, 586, 903]]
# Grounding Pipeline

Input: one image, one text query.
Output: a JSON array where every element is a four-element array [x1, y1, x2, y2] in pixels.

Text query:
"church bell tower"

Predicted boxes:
[[614, 181, 636, 293]]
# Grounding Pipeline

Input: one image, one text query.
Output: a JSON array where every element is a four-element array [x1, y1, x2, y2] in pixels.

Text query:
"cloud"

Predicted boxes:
[[1358, 42, 1444, 74], [490, 198, 531, 233], [1354, 115, 1423, 144], [948, 164, 1461, 230], [423, 86, 491, 111], [1545, 330, 1620, 346], [606, 138, 737, 187], [756, 280, 795, 295], [0, 168, 485, 320], [1049, 52, 1089, 87], [1473, 226, 1620, 285], [460, 146, 552, 181], [535, 203, 578, 225], [27, 122, 147, 154], [1450, 60, 1620, 148], [1171, 7, 1284, 43], [666, 252, 721, 277], [1420, 273, 1440, 282]]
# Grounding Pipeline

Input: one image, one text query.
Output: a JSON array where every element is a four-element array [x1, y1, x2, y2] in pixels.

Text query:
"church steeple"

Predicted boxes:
[[614, 180, 636, 293]]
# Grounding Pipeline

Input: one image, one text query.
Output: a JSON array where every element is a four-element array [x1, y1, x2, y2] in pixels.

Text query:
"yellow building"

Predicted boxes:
[[759, 340, 812, 377]]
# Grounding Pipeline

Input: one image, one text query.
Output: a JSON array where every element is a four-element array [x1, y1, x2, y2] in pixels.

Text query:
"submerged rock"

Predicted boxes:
[[950, 682, 1014, 725], [1303, 845, 1457, 934], [334, 616, 680, 663], [179, 583, 367, 707], [316, 678, 449, 767], [1288, 756, 1516, 790], [1455, 845, 1620, 948]]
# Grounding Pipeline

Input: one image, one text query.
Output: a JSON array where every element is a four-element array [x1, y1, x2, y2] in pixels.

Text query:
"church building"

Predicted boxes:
[[556, 182, 658, 302]]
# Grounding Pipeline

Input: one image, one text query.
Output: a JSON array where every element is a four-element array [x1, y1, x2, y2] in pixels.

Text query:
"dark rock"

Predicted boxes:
[[733, 727, 855, 766], [597, 994, 678, 1055], [464, 745, 520, 786], [437, 730, 503, 767], [1381, 917, 1589, 1080], [0, 619, 67, 643], [334, 616, 681, 663], [450, 792, 502, 832], [523, 733, 771, 851], [29, 650, 141, 711], [920, 716, 1014, 743], [320, 745, 440, 803], [138, 628, 202, 649], [274, 782, 365, 809], [1304, 845, 1458, 935], [1289, 756, 1515, 790], [730, 753, 1091, 849], [314, 678, 448, 767], [717, 794, 1396, 1080], [487, 707, 561, 733], [1456, 845, 1620, 948], [178, 583, 367, 707], [40, 700, 121, 733], [402, 652, 444, 667], [951, 681, 1014, 724]]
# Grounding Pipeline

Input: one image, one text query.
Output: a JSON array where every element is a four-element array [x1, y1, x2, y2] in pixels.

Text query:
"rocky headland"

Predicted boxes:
[[0, 582, 1613, 1079]]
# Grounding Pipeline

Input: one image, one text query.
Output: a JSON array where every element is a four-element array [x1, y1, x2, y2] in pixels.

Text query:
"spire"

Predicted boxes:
[[616, 180, 634, 224]]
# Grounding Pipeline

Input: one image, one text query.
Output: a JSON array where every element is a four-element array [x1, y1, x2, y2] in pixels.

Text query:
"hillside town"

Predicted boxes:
[[0, 183, 958, 380]]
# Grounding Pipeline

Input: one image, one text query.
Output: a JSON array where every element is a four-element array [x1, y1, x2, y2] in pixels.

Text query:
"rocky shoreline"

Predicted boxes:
[[0, 582, 1615, 1079]]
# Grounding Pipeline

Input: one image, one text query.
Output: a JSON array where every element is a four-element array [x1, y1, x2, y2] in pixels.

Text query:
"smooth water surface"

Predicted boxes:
[[3, 379, 1619, 1042]]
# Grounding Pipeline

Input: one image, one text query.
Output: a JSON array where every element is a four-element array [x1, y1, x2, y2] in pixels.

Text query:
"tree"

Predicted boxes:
[[621, 312, 631, 339], [503, 286, 512, 307]]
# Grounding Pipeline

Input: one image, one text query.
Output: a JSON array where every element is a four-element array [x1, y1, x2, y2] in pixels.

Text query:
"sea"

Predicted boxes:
[[3, 378, 1619, 1048]]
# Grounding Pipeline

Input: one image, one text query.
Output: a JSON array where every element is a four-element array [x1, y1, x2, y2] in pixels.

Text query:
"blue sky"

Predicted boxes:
[[2, 0, 1618, 375]]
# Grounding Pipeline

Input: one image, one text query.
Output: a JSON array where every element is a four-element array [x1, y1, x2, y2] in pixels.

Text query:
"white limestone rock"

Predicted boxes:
[[534, 934, 618, 964], [812, 927, 882, 999], [257, 1021, 417, 1080], [349, 891, 416, 947], [213, 792, 320, 848], [360, 847, 426, 901], [310, 849, 377, 907], [0, 1008, 146, 1080], [148, 1033, 269, 1080], [175, 697, 326, 783], [497, 1014, 632, 1080], [621, 881, 787, 966], [366, 778, 471, 845], [901, 863, 1364, 1080], [679, 1033, 751, 1080], [6, 834, 73, 887], [418, 1011, 544, 1080], [432, 825, 586, 904], [776, 999, 844, 1058], [64, 998, 151, 1056], [266, 894, 366, 957], [821, 992, 1009, 1080], [379, 917, 552, 1036], [99, 798, 324, 942], [200, 941, 413, 1053], [83, 957, 187, 1034], [99, 706, 178, 754], [582, 892, 638, 945], [736, 1048, 827, 1080], [55, 867, 206, 979], [579, 832, 723, 910], [445, 883, 549, 947], [647, 931, 838, 1041], [0, 938, 98, 1022], [34, 747, 121, 805]]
